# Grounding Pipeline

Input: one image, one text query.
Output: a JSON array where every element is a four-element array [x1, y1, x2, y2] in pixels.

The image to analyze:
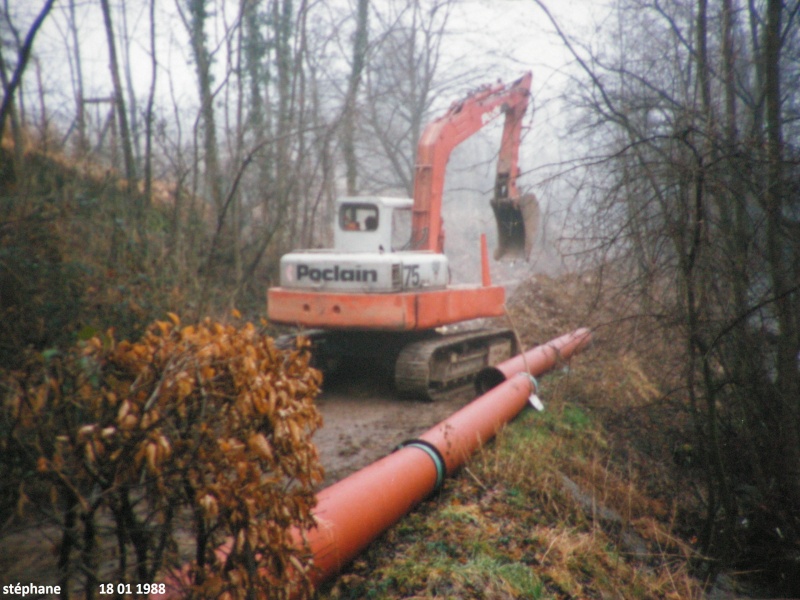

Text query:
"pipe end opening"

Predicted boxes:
[[474, 366, 506, 395]]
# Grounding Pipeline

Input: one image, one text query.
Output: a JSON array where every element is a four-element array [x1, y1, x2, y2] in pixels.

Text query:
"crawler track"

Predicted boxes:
[[394, 328, 518, 400], [279, 327, 517, 401]]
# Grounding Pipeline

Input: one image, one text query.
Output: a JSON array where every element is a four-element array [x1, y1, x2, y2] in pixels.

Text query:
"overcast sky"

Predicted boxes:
[[22, 0, 603, 126]]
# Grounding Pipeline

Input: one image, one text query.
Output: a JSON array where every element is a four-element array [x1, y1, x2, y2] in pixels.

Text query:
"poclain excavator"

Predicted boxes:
[[267, 72, 540, 399]]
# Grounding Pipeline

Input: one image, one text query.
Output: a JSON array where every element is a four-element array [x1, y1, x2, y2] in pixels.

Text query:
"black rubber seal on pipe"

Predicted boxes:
[[394, 439, 447, 493]]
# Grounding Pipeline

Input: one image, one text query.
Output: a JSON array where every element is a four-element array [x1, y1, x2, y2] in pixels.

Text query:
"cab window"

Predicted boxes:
[[339, 203, 379, 231]]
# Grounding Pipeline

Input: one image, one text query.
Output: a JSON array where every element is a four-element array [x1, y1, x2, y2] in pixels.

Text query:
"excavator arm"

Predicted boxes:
[[410, 71, 540, 259]]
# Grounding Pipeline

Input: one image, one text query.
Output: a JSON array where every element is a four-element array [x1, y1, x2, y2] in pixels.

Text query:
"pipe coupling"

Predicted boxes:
[[394, 439, 447, 493]]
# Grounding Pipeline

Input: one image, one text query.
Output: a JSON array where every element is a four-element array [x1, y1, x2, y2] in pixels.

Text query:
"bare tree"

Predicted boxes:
[[142, 0, 158, 210], [237, 0, 332, 270], [361, 0, 462, 196], [178, 0, 224, 215], [65, 0, 88, 157], [530, 0, 799, 587], [99, 0, 137, 188], [0, 0, 57, 161], [342, 0, 369, 195]]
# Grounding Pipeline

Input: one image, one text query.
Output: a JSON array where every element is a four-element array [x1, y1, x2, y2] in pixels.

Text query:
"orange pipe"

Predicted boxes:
[[154, 328, 591, 597], [474, 327, 592, 395], [304, 327, 591, 587], [304, 442, 439, 584]]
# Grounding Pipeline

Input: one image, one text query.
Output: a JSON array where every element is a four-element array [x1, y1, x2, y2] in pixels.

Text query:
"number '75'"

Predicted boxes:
[[403, 264, 420, 287]]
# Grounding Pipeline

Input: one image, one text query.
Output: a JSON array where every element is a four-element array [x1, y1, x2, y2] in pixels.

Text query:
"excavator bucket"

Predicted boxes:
[[491, 193, 540, 260]]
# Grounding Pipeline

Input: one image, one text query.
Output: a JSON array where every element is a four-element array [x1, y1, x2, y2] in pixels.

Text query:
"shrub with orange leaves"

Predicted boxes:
[[1, 314, 324, 600]]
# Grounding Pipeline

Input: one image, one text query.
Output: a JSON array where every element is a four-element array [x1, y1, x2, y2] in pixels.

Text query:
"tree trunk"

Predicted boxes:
[[119, 1, 142, 166], [694, 0, 737, 566], [274, 0, 298, 247], [0, 0, 57, 145], [763, 0, 800, 502], [185, 0, 224, 214], [67, 0, 89, 157], [343, 0, 369, 195], [143, 0, 158, 211], [99, 0, 137, 189]]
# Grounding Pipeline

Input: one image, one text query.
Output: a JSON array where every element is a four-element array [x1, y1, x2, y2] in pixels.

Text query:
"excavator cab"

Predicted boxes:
[[334, 197, 414, 253]]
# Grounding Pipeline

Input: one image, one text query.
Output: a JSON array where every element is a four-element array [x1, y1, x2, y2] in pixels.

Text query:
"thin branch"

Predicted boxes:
[[0, 0, 58, 141]]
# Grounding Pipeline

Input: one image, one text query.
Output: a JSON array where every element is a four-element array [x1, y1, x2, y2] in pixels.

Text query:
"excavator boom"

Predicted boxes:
[[411, 72, 539, 259]]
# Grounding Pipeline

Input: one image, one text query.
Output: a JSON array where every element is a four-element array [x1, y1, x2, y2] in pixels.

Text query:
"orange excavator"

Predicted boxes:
[[267, 72, 540, 399]]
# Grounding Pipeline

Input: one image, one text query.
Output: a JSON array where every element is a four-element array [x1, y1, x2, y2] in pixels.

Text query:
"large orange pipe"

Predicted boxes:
[[154, 328, 591, 597], [474, 327, 592, 395], [304, 327, 592, 587], [306, 374, 532, 585]]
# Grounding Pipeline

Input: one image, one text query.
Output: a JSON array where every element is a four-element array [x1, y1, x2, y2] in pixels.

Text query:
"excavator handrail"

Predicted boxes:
[[410, 72, 532, 253]]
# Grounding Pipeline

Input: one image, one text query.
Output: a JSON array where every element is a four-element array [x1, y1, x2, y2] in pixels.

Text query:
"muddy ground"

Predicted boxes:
[[312, 364, 478, 488]]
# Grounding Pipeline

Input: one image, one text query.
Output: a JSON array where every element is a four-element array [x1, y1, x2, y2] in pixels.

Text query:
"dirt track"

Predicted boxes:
[[312, 365, 477, 487]]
